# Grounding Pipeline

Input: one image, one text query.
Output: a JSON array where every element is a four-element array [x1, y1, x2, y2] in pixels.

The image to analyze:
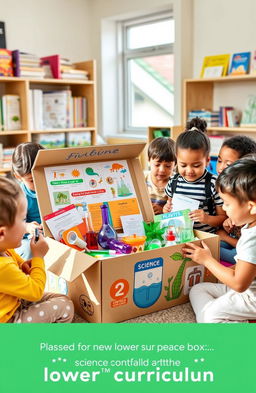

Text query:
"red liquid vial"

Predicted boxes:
[[86, 231, 98, 250], [84, 211, 98, 250]]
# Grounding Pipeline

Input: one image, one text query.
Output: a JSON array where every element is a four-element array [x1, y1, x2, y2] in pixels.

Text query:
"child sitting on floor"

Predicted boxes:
[[0, 177, 74, 323], [145, 137, 176, 215], [216, 135, 256, 264], [163, 117, 226, 233], [12, 142, 44, 260], [183, 157, 256, 323]]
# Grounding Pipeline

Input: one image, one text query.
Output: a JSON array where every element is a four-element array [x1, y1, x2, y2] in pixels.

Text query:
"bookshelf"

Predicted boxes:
[[0, 60, 97, 172], [148, 125, 183, 143], [183, 74, 256, 135]]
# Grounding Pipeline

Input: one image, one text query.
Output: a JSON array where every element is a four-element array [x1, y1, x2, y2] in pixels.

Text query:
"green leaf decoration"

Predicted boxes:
[[143, 221, 165, 242], [183, 257, 192, 262], [170, 252, 183, 261]]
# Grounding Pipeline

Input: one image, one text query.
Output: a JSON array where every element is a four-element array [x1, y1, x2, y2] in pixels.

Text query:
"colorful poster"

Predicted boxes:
[[44, 160, 141, 230]]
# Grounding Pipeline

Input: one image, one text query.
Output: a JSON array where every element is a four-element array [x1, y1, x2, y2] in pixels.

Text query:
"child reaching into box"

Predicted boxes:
[[216, 135, 256, 264], [163, 117, 226, 233], [0, 177, 74, 323], [12, 142, 44, 260], [145, 137, 176, 215], [183, 157, 256, 323]]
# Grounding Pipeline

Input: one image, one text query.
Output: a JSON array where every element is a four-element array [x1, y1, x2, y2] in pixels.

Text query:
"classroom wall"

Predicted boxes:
[[193, 0, 256, 76], [0, 0, 92, 61]]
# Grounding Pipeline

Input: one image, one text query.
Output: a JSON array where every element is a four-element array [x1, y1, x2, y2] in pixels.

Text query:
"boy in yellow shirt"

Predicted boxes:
[[0, 177, 74, 323]]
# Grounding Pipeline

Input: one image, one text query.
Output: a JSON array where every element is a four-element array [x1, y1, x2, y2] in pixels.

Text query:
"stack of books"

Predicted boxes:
[[12, 50, 45, 78], [0, 94, 21, 130], [40, 55, 88, 79], [188, 110, 219, 127], [0, 49, 13, 76]]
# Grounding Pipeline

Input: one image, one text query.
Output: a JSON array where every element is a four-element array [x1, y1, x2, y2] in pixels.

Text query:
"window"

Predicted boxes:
[[120, 13, 174, 134]]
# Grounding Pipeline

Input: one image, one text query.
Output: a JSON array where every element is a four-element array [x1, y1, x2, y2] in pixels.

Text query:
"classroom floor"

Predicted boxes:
[[73, 302, 196, 323]]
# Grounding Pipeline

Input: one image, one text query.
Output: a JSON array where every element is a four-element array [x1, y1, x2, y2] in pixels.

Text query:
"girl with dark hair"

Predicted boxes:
[[163, 117, 226, 233]]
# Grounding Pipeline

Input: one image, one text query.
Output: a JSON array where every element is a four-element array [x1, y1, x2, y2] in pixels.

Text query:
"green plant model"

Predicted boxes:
[[164, 252, 191, 301]]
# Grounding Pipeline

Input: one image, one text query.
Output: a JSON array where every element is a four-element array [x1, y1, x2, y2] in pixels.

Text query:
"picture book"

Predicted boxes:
[[44, 160, 141, 231], [40, 54, 61, 79], [1, 95, 21, 130], [200, 54, 230, 77], [229, 52, 250, 75], [0, 49, 13, 76]]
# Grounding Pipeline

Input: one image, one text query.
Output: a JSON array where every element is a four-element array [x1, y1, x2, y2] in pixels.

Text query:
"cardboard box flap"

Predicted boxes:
[[33, 143, 147, 168], [44, 237, 98, 282]]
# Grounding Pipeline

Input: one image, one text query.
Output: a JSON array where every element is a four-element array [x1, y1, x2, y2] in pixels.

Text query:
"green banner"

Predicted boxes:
[[0, 324, 254, 393]]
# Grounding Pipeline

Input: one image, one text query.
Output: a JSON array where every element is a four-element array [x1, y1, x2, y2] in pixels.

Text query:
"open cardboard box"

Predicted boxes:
[[33, 143, 219, 323]]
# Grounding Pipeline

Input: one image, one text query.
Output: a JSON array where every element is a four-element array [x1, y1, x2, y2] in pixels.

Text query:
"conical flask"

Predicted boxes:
[[98, 204, 117, 249]]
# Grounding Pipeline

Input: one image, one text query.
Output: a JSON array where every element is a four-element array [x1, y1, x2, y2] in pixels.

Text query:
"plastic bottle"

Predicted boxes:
[[97, 204, 117, 249], [106, 238, 132, 254], [165, 230, 176, 246], [84, 211, 98, 250]]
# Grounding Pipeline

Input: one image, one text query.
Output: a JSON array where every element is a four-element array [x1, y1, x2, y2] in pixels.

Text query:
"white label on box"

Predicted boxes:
[[183, 265, 205, 295]]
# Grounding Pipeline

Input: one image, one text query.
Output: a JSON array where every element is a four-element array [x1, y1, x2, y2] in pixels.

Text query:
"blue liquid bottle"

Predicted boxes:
[[98, 204, 117, 249]]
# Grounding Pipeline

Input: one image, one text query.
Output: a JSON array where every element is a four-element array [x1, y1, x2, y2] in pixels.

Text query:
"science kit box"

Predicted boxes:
[[33, 143, 219, 323]]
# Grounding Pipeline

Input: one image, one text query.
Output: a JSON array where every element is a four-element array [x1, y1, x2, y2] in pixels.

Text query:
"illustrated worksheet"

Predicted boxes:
[[44, 160, 141, 230]]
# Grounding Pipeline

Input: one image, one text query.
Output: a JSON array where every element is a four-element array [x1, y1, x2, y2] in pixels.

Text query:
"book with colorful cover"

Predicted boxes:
[[229, 52, 251, 75], [154, 209, 194, 243], [200, 54, 230, 77], [40, 54, 60, 79], [0, 49, 13, 76]]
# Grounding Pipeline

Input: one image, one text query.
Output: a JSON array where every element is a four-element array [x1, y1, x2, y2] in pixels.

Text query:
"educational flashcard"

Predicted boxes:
[[44, 160, 141, 230]]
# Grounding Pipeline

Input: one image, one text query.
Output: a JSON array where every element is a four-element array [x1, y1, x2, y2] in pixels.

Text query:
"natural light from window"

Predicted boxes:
[[123, 16, 174, 131]]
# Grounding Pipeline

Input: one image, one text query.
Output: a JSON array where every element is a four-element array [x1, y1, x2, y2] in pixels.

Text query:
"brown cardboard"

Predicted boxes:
[[33, 143, 219, 323]]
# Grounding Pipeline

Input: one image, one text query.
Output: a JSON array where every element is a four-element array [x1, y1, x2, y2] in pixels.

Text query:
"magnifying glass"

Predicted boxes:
[[67, 231, 88, 251]]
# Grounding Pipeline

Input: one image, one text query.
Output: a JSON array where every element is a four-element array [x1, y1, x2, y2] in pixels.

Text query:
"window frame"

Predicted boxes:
[[119, 12, 174, 134]]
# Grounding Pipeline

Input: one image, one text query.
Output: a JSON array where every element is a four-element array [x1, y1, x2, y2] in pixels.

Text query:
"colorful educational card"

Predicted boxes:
[[44, 160, 141, 230]]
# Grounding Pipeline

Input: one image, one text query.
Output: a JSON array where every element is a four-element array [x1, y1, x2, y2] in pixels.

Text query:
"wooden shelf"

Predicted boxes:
[[30, 127, 96, 134], [0, 76, 94, 85], [208, 126, 256, 133], [183, 75, 256, 141], [0, 59, 97, 163], [0, 130, 29, 135], [185, 74, 256, 83]]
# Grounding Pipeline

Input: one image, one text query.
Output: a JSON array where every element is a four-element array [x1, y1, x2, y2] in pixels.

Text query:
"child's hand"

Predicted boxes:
[[152, 203, 163, 215], [30, 233, 49, 258], [26, 221, 43, 235], [182, 241, 213, 265], [189, 209, 208, 224], [21, 259, 32, 274], [223, 218, 234, 233], [163, 198, 173, 213]]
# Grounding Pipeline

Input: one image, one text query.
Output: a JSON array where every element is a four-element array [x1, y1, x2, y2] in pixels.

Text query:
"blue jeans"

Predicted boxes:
[[220, 241, 236, 265], [15, 238, 32, 261]]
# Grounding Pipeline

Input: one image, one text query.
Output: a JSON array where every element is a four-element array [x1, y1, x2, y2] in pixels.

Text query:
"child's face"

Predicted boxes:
[[176, 148, 209, 182], [149, 158, 175, 184], [20, 173, 35, 191], [217, 146, 240, 174], [1, 194, 27, 250], [220, 191, 255, 227]]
